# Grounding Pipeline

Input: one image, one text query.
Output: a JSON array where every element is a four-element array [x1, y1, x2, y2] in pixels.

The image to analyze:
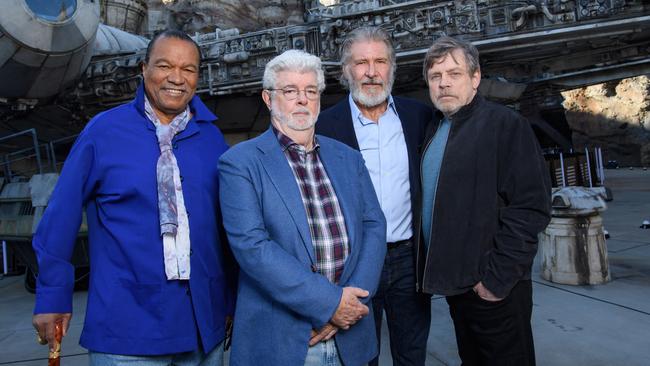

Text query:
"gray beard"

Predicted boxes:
[[271, 109, 317, 131], [349, 78, 394, 108]]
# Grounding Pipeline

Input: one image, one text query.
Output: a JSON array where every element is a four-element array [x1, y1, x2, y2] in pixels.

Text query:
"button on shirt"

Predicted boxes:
[[349, 94, 412, 243]]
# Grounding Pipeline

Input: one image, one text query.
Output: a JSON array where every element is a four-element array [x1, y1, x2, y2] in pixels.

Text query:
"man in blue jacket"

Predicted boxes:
[[219, 49, 386, 366], [32, 30, 236, 365]]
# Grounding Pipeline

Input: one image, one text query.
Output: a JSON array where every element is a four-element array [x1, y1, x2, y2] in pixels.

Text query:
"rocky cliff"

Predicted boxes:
[[562, 76, 650, 167]]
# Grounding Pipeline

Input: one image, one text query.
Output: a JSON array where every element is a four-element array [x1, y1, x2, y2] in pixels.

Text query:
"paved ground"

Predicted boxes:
[[1, 169, 649, 365]]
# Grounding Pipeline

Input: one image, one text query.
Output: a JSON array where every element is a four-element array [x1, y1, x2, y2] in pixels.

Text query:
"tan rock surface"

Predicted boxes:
[[562, 76, 650, 166]]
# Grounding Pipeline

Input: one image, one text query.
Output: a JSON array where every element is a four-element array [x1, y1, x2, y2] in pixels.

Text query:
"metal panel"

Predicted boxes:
[[12, 47, 46, 67], [0, 35, 19, 67], [26, 55, 71, 98], [0, 59, 40, 97], [61, 47, 90, 86]]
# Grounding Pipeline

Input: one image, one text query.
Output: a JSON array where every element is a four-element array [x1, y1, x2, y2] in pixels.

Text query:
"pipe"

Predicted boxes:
[[2, 241, 7, 275]]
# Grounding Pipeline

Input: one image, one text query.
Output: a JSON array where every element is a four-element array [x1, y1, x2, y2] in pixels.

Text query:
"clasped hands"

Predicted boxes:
[[309, 286, 369, 346]]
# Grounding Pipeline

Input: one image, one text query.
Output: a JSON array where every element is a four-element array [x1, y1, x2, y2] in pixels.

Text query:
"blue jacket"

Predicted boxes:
[[33, 85, 237, 355], [219, 129, 387, 366]]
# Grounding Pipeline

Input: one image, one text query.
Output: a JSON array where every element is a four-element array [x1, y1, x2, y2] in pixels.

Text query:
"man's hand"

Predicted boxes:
[[33, 313, 72, 351], [330, 287, 369, 329], [473, 282, 503, 302], [309, 323, 338, 346]]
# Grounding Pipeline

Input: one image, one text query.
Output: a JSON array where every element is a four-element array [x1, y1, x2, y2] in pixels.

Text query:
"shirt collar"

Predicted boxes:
[[348, 93, 396, 126], [273, 126, 320, 153]]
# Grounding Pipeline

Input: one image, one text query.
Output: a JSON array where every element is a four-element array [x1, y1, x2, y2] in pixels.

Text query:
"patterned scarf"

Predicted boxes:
[[144, 96, 192, 279]]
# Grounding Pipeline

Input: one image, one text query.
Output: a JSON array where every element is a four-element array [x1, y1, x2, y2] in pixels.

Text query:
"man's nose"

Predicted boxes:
[[439, 73, 453, 88], [365, 62, 378, 77], [167, 68, 183, 84], [296, 90, 309, 104]]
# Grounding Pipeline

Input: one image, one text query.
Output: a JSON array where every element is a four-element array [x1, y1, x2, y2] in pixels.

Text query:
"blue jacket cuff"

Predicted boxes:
[[34, 285, 74, 314]]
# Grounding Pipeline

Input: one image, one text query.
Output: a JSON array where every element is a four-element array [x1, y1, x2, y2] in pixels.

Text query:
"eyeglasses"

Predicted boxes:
[[267, 87, 320, 101]]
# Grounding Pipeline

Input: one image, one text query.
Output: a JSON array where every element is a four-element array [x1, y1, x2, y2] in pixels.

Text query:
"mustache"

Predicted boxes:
[[293, 107, 311, 114], [361, 77, 384, 86]]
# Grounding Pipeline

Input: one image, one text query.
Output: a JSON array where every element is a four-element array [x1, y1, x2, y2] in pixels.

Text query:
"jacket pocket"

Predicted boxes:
[[106, 279, 162, 339]]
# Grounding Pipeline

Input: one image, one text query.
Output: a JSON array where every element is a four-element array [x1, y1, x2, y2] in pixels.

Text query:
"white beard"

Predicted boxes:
[[347, 72, 394, 108], [271, 107, 317, 132]]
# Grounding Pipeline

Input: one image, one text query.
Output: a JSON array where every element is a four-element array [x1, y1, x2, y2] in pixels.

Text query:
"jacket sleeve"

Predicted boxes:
[[33, 131, 99, 314], [218, 152, 343, 329], [340, 153, 387, 302], [483, 115, 551, 298]]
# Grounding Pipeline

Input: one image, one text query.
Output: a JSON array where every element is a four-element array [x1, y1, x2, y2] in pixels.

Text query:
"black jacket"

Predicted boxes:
[[416, 94, 551, 298], [316, 95, 432, 234]]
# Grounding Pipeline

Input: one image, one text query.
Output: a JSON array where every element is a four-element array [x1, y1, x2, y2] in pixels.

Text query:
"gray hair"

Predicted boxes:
[[262, 49, 326, 92], [422, 36, 480, 82], [339, 26, 396, 88]]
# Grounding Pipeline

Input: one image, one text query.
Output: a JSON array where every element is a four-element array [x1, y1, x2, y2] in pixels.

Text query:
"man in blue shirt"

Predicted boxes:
[[31, 30, 236, 365], [317, 26, 433, 366]]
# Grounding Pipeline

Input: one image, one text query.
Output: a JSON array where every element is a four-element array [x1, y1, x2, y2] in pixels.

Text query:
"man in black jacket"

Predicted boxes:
[[317, 27, 432, 366], [419, 36, 551, 365]]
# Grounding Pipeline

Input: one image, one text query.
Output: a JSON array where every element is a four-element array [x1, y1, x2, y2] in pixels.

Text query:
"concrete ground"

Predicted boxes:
[[1, 169, 649, 365]]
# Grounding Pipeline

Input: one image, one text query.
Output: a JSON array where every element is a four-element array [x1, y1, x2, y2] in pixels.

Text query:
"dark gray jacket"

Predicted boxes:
[[416, 94, 551, 298]]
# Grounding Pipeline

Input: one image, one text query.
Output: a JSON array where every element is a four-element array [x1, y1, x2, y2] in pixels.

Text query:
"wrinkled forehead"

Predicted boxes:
[[275, 69, 318, 84], [348, 40, 390, 60], [427, 49, 471, 74], [438, 49, 466, 66]]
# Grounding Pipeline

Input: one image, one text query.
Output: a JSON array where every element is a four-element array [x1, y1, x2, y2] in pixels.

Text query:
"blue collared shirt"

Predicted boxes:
[[349, 94, 412, 243]]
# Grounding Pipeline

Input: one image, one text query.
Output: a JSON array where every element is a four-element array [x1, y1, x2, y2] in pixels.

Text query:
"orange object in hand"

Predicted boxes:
[[48, 321, 62, 366]]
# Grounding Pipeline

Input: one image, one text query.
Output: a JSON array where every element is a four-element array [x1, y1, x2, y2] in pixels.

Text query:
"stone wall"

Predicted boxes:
[[562, 76, 650, 167]]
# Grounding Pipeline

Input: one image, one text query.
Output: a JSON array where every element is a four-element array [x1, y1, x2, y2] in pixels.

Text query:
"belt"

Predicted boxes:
[[387, 238, 411, 250]]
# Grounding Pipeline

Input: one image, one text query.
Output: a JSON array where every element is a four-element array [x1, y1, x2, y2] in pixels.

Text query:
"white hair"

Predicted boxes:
[[262, 49, 326, 92]]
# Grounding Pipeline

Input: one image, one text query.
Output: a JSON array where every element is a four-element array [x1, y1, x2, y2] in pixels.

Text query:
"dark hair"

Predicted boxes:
[[144, 29, 201, 65], [422, 36, 480, 82]]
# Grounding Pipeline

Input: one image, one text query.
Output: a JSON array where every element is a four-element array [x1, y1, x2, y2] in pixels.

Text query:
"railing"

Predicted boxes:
[[0, 129, 79, 181], [544, 147, 605, 188]]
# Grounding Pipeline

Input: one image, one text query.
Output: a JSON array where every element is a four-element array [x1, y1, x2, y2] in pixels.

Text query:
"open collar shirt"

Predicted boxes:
[[349, 94, 413, 243]]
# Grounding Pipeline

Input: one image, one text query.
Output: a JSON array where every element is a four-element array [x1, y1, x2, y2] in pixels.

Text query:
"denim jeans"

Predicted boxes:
[[370, 240, 431, 366], [303, 339, 342, 366], [88, 341, 224, 366]]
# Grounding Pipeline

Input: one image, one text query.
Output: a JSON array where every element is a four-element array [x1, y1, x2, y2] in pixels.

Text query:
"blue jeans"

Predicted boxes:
[[303, 339, 342, 366], [370, 240, 431, 366], [89, 341, 224, 366]]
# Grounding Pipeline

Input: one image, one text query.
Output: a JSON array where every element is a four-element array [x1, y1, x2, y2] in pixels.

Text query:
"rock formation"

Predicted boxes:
[[562, 76, 650, 167]]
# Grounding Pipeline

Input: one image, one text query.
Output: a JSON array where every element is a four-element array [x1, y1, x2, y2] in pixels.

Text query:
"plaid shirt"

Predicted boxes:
[[275, 128, 350, 284]]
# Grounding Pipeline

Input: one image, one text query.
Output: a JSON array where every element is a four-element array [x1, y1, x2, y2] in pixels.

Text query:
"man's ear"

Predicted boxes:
[[472, 69, 481, 90], [262, 90, 272, 111]]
